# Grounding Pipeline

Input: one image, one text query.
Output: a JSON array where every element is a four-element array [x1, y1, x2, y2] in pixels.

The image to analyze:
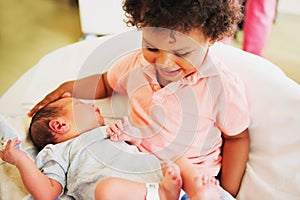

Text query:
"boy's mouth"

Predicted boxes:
[[159, 68, 182, 77]]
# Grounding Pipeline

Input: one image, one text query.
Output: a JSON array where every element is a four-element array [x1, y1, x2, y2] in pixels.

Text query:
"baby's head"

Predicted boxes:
[[29, 98, 105, 151]]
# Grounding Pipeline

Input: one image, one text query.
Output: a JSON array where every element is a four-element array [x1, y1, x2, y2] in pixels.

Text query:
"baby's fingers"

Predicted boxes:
[[106, 126, 116, 138], [5, 138, 20, 150], [1, 138, 25, 166], [0, 150, 4, 160], [110, 121, 123, 134], [106, 125, 120, 140], [121, 116, 130, 128], [0, 139, 14, 162], [108, 124, 119, 135]]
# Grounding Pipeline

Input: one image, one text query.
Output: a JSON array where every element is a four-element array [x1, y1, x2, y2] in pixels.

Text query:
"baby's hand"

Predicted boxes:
[[0, 137, 25, 166], [106, 116, 141, 146]]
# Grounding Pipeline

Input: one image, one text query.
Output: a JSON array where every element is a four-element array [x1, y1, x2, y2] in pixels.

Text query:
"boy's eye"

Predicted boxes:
[[174, 51, 190, 57], [147, 47, 159, 52]]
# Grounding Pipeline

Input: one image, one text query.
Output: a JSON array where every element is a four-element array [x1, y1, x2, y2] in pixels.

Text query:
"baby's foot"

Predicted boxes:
[[190, 176, 220, 200], [158, 163, 182, 200]]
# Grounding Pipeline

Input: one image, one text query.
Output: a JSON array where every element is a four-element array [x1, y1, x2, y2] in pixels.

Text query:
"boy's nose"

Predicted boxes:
[[156, 51, 176, 67]]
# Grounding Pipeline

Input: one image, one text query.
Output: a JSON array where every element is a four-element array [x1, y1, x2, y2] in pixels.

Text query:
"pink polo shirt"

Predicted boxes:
[[107, 50, 250, 176]]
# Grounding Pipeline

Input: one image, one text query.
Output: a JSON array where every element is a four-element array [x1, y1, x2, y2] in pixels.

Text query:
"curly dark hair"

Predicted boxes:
[[123, 0, 242, 41], [29, 103, 63, 151]]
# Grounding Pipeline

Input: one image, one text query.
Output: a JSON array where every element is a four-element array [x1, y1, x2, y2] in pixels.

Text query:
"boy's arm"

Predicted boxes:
[[28, 72, 113, 117], [0, 138, 62, 200], [221, 128, 250, 197]]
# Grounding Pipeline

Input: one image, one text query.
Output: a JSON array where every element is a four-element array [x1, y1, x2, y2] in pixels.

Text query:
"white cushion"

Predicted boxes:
[[211, 43, 300, 199]]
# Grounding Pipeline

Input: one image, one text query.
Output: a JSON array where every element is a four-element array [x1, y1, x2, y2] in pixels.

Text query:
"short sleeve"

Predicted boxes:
[[35, 144, 69, 194], [218, 67, 251, 136], [107, 50, 148, 93]]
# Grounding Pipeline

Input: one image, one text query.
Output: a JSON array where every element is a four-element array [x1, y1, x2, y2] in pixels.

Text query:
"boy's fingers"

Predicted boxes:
[[28, 89, 71, 116], [62, 92, 71, 98], [28, 104, 41, 117], [28, 97, 52, 117]]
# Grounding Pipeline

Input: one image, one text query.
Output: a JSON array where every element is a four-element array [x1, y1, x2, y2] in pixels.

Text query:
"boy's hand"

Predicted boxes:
[[28, 81, 73, 117], [0, 137, 26, 166], [106, 116, 141, 146]]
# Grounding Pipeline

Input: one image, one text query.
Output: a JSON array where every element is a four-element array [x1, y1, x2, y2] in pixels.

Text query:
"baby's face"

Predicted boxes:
[[54, 98, 105, 134]]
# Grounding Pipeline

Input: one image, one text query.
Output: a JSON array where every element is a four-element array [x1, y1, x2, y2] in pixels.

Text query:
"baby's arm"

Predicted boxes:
[[221, 128, 250, 197], [106, 116, 141, 146], [0, 138, 62, 200]]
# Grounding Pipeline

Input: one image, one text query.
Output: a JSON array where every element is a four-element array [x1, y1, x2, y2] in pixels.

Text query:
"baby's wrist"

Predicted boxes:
[[14, 151, 27, 168]]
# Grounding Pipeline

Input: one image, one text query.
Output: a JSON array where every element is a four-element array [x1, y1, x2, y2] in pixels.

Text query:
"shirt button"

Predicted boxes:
[[154, 85, 160, 90], [151, 83, 160, 91]]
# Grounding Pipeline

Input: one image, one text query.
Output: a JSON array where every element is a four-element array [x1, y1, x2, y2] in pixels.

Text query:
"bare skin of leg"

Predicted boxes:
[[94, 163, 182, 200], [189, 176, 221, 200], [159, 163, 182, 200], [173, 156, 221, 199]]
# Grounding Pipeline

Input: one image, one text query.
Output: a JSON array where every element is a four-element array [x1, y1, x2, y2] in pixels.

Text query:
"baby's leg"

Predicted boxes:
[[94, 163, 182, 200], [94, 177, 146, 200]]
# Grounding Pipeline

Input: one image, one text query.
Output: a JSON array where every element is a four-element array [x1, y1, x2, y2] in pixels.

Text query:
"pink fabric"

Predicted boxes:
[[243, 0, 277, 56], [107, 50, 250, 176]]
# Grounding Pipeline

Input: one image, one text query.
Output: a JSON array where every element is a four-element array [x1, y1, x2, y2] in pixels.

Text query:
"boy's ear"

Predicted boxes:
[[49, 118, 70, 134], [208, 38, 215, 46]]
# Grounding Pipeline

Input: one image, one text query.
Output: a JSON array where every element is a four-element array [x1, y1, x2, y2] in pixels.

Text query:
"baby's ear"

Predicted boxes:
[[49, 118, 70, 134]]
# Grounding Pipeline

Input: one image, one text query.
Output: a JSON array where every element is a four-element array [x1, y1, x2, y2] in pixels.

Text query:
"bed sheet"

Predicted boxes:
[[1, 30, 300, 199]]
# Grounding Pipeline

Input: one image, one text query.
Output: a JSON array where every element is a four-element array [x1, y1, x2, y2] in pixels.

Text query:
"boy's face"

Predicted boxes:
[[55, 98, 105, 134], [142, 27, 210, 87]]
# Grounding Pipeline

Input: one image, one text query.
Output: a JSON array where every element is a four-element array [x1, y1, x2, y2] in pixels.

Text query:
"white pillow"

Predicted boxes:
[[0, 114, 29, 142], [211, 43, 300, 199]]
